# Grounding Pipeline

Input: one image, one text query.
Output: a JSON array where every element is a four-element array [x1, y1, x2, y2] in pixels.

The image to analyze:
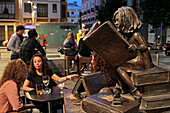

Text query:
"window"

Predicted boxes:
[[61, 5, 66, 18], [37, 4, 48, 17], [71, 12, 74, 15], [71, 19, 74, 22], [0, 26, 5, 41], [0, 1, 15, 19], [52, 4, 57, 13], [24, 3, 31, 13], [8, 25, 14, 38]]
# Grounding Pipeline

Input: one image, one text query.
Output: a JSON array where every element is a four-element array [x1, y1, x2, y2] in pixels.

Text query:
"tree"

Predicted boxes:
[[96, 0, 126, 24], [142, 0, 170, 48], [142, 0, 170, 28]]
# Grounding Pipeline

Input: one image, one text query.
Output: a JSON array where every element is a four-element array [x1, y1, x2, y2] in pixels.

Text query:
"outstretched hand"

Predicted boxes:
[[66, 74, 79, 80]]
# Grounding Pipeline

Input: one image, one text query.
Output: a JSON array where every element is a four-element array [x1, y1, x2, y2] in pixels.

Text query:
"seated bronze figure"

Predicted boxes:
[[112, 6, 154, 99]]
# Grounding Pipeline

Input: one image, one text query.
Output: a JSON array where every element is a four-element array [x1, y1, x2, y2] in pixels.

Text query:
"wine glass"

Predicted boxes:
[[58, 82, 65, 94], [42, 76, 51, 94]]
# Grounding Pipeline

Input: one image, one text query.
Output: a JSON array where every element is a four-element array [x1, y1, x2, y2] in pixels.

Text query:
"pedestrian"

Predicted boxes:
[[7, 25, 25, 60], [77, 25, 92, 73], [23, 54, 78, 112], [78, 25, 92, 57], [41, 39, 48, 50], [19, 29, 46, 66], [0, 59, 27, 112]]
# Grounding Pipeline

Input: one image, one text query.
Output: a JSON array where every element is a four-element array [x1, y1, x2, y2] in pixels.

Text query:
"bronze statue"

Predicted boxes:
[[112, 6, 154, 99]]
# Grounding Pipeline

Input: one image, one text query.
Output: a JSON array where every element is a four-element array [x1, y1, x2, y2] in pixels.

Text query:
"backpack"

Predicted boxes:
[[6, 32, 14, 51]]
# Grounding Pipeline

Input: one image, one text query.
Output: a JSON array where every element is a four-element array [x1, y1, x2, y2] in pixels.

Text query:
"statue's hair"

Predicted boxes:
[[0, 59, 27, 88], [112, 6, 142, 33]]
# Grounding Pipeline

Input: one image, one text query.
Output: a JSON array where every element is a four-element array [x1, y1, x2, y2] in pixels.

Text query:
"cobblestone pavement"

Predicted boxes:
[[0, 46, 170, 112]]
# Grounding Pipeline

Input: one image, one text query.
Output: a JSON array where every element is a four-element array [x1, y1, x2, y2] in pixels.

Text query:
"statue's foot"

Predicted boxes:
[[131, 89, 142, 102]]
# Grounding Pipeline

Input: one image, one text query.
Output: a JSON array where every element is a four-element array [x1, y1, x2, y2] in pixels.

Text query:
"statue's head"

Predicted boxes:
[[112, 6, 142, 33]]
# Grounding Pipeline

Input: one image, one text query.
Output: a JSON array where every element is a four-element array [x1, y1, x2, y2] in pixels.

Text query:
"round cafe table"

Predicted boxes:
[[26, 86, 63, 113]]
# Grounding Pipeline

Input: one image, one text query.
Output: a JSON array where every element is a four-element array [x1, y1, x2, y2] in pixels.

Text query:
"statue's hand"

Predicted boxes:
[[128, 44, 138, 52]]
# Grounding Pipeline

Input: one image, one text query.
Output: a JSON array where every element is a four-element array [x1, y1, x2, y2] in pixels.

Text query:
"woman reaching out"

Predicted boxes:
[[23, 54, 78, 92]]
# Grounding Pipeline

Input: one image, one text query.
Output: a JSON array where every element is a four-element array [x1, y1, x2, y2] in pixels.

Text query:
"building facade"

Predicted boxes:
[[0, 0, 67, 45], [67, 1, 81, 25], [81, 0, 104, 28], [22, 0, 67, 25], [0, 0, 20, 45]]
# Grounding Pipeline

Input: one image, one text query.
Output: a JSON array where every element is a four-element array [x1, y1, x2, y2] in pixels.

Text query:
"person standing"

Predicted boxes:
[[7, 25, 25, 60], [19, 29, 46, 66], [0, 59, 27, 112]]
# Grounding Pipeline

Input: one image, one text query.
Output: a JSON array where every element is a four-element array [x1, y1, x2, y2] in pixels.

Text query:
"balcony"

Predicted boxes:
[[37, 13, 48, 17], [0, 13, 15, 19]]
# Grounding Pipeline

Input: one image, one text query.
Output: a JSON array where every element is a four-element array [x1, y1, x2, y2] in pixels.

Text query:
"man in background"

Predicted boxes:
[[7, 25, 25, 60]]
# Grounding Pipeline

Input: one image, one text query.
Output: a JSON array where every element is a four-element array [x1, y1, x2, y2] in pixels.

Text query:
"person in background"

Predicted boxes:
[[76, 31, 82, 45], [41, 39, 48, 50], [63, 32, 78, 56], [7, 25, 25, 60], [0, 59, 27, 112], [23, 54, 78, 112], [78, 26, 92, 57], [19, 29, 46, 66]]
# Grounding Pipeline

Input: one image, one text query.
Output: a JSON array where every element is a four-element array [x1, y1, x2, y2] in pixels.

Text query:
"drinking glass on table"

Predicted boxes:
[[42, 75, 51, 94], [58, 82, 65, 94], [35, 83, 43, 95]]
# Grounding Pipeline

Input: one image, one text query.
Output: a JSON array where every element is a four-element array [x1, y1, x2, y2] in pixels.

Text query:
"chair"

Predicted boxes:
[[78, 56, 92, 75], [64, 55, 76, 75], [8, 104, 37, 113]]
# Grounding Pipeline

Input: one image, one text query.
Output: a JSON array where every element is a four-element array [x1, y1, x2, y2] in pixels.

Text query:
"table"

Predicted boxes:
[[63, 89, 85, 113], [26, 86, 63, 113]]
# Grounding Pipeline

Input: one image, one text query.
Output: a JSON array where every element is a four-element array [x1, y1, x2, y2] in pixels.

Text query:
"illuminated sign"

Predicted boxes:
[[24, 25, 36, 29]]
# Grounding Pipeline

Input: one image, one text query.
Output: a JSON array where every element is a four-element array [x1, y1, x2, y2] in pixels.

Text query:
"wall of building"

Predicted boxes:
[[67, 1, 81, 24], [81, 0, 103, 28], [36, 22, 78, 46]]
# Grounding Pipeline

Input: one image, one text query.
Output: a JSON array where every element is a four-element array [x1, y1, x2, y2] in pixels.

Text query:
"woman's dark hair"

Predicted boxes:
[[0, 59, 27, 88], [92, 51, 119, 86], [28, 29, 38, 39], [29, 54, 50, 76]]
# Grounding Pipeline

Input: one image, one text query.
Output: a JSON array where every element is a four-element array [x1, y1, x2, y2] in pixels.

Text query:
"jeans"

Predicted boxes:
[[11, 53, 19, 60]]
